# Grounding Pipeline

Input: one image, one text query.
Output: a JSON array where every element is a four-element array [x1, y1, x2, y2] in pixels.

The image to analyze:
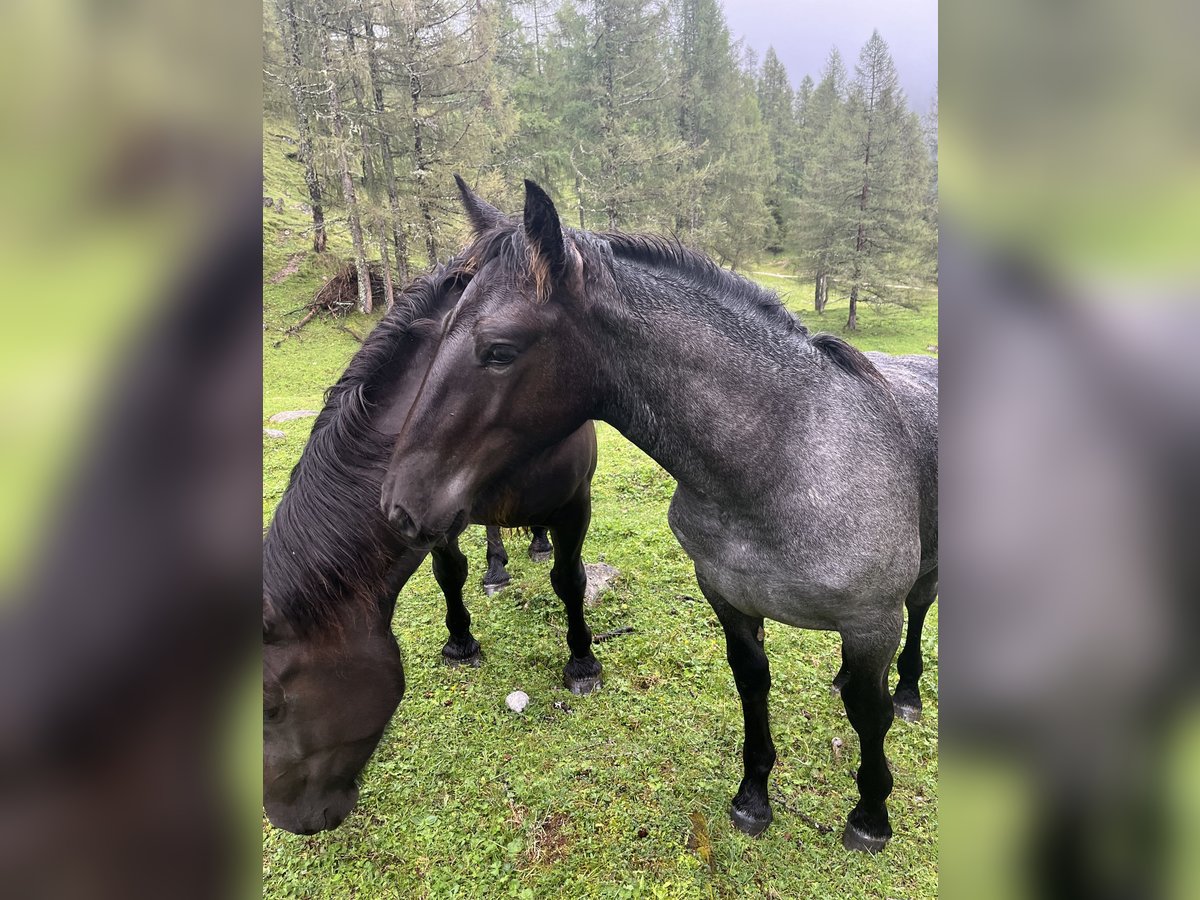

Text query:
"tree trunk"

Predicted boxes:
[[376, 226, 395, 310], [408, 31, 438, 266], [361, 9, 410, 283], [847, 284, 858, 330], [320, 21, 372, 314], [275, 0, 327, 253], [344, 23, 376, 187], [814, 268, 827, 313]]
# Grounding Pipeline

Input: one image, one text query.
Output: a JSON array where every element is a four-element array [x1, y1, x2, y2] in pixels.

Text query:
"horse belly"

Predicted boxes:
[[669, 489, 917, 631]]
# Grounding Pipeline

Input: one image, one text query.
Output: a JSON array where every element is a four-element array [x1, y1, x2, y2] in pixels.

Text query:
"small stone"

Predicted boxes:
[[263, 428, 286, 439], [583, 562, 620, 607], [505, 690, 529, 714], [268, 410, 318, 423]]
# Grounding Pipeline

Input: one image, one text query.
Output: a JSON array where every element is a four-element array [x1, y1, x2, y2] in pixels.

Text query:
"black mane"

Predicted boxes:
[[264, 264, 463, 636]]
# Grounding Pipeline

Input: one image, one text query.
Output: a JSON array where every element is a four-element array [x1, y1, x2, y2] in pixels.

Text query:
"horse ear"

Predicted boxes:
[[523, 179, 567, 287], [454, 174, 506, 233]]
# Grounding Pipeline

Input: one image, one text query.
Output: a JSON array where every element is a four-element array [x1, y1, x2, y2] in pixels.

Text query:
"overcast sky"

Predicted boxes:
[[721, 0, 937, 110]]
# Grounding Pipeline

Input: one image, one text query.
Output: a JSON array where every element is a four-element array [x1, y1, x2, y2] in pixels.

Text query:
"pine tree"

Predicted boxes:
[[842, 30, 930, 329], [556, 0, 686, 230], [792, 48, 850, 313], [671, 0, 772, 262], [756, 46, 796, 252]]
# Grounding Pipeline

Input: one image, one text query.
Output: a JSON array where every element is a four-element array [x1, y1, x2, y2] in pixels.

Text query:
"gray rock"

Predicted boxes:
[[268, 410, 318, 423], [505, 690, 529, 714], [584, 562, 620, 607], [263, 428, 286, 439]]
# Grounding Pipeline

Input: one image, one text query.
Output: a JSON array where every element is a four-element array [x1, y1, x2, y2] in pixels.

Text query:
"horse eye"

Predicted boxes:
[[264, 704, 284, 724], [484, 344, 518, 367]]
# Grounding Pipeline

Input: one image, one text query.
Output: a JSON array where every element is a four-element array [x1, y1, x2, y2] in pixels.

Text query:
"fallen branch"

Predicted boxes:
[[592, 626, 634, 644], [338, 324, 365, 342], [770, 794, 834, 834], [273, 260, 387, 345]]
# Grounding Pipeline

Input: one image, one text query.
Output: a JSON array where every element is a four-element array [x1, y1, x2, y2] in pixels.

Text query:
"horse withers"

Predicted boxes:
[[263, 263, 602, 835], [380, 178, 938, 852]]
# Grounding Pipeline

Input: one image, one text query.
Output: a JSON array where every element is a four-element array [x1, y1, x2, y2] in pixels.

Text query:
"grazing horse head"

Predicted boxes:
[[381, 178, 598, 542], [263, 265, 470, 834], [262, 602, 405, 835]]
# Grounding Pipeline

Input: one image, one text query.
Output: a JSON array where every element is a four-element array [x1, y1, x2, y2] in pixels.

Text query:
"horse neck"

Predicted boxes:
[[590, 265, 816, 499]]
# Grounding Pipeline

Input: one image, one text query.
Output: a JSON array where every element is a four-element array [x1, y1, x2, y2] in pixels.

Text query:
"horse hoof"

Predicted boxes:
[[893, 699, 922, 723], [483, 578, 510, 596], [730, 804, 772, 837], [564, 673, 601, 695], [528, 548, 552, 563], [841, 821, 889, 854], [442, 646, 482, 668]]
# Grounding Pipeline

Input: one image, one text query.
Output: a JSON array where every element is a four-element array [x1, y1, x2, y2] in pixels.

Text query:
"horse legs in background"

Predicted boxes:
[[482, 525, 511, 596], [892, 569, 938, 722], [527, 526, 553, 562], [432, 537, 481, 666], [838, 615, 903, 852], [831, 569, 938, 723], [702, 580, 777, 838], [548, 491, 602, 695]]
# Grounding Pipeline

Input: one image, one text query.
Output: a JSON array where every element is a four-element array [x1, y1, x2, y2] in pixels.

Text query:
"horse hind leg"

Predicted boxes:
[[432, 538, 481, 666], [482, 525, 512, 595], [893, 569, 938, 723], [839, 616, 903, 853], [528, 526, 553, 563]]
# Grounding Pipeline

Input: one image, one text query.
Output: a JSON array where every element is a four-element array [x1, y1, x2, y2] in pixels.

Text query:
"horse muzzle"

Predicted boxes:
[[381, 497, 465, 549]]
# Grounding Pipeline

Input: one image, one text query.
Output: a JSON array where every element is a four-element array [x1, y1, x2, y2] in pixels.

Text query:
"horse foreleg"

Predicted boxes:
[[431, 537, 480, 666], [482, 525, 511, 595], [701, 578, 776, 837], [838, 612, 903, 853], [893, 568, 938, 722], [548, 491, 602, 694]]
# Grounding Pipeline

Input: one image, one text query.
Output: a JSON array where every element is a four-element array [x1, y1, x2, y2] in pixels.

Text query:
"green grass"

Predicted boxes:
[[263, 121, 938, 899]]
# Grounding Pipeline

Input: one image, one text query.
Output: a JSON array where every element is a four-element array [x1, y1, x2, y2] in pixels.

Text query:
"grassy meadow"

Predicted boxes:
[[262, 127, 939, 899]]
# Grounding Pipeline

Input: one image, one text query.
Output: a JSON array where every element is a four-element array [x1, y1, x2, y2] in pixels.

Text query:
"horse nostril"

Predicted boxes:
[[387, 503, 420, 540]]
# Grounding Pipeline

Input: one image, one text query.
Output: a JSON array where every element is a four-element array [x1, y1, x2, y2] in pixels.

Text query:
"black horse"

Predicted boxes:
[[380, 179, 938, 853], [263, 264, 602, 835]]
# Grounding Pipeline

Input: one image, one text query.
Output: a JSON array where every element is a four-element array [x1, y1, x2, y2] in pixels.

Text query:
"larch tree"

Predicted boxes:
[[273, 0, 328, 253], [317, 4, 372, 313]]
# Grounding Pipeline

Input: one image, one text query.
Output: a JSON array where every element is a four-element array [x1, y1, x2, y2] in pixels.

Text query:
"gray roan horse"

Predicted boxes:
[[263, 264, 602, 835], [380, 179, 938, 852]]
